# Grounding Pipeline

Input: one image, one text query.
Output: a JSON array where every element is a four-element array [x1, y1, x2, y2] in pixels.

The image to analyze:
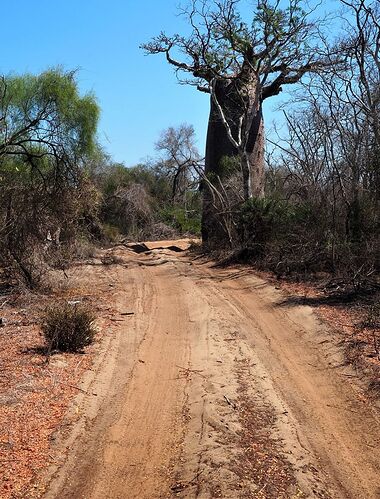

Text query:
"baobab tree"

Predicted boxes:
[[143, 0, 336, 245]]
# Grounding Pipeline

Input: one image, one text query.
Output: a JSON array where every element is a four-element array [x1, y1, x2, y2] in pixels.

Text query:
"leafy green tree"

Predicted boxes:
[[0, 68, 98, 180], [0, 69, 99, 286]]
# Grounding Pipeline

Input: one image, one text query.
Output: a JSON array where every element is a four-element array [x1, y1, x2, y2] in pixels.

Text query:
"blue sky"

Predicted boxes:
[[1, 0, 339, 166]]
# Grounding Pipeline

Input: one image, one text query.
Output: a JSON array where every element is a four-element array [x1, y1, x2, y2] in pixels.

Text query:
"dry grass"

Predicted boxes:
[[42, 302, 95, 353]]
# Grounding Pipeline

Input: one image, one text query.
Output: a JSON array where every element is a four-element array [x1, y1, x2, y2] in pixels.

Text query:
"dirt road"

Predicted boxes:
[[43, 242, 380, 499]]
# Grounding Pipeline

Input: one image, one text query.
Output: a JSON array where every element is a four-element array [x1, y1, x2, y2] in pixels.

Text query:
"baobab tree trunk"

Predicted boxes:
[[201, 80, 237, 246], [201, 79, 265, 247]]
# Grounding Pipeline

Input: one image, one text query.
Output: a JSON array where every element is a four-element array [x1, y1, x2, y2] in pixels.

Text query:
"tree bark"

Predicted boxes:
[[201, 79, 265, 246]]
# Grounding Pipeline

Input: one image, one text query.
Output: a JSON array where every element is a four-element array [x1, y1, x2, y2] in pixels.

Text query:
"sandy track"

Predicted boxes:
[[43, 244, 380, 499]]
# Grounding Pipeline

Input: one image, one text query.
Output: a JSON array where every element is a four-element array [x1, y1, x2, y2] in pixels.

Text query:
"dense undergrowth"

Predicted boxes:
[[237, 197, 379, 283]]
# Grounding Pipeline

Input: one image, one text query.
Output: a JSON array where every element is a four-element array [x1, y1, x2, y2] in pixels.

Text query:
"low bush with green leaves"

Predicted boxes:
[[159, 206, 201, 235], [237, 197, 328, 274], [41, 302, 95, 353]]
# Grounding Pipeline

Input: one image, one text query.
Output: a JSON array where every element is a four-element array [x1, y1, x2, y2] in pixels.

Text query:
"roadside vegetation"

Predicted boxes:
[[42, 302, 95, 354], [144, 0, 379, 281], [0, 69, 202, 290]]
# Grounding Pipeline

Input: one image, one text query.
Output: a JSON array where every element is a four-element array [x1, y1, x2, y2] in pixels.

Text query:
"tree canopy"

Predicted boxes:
[[142, 0, 332, 99], [0, 68, 99, 186], [0, 68, 100, 285]]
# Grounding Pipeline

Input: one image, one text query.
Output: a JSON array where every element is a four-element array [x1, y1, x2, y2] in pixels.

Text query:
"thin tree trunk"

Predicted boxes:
[[241, 151, 251, 200], [246, 105, 265, 199]]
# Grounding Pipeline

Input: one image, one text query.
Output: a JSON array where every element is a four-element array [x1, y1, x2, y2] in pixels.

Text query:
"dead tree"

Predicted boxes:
[[154, 124, 201, 205]]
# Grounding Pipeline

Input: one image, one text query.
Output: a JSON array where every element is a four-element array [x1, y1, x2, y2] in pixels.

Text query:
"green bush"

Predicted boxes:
[[42, 302, 95, 353], [159, 206, 201, 235], [237, 197, 327, 274]]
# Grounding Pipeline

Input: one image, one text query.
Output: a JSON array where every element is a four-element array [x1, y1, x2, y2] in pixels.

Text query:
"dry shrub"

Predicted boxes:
[[0, 166, 102, 289], [102, 183, 153, 237], [360, 303, 380, 357], [41, 302, 95, 353], [101, 223, 120, 243], [146, 222, 177, 240], [72, 238, 97, 260]]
